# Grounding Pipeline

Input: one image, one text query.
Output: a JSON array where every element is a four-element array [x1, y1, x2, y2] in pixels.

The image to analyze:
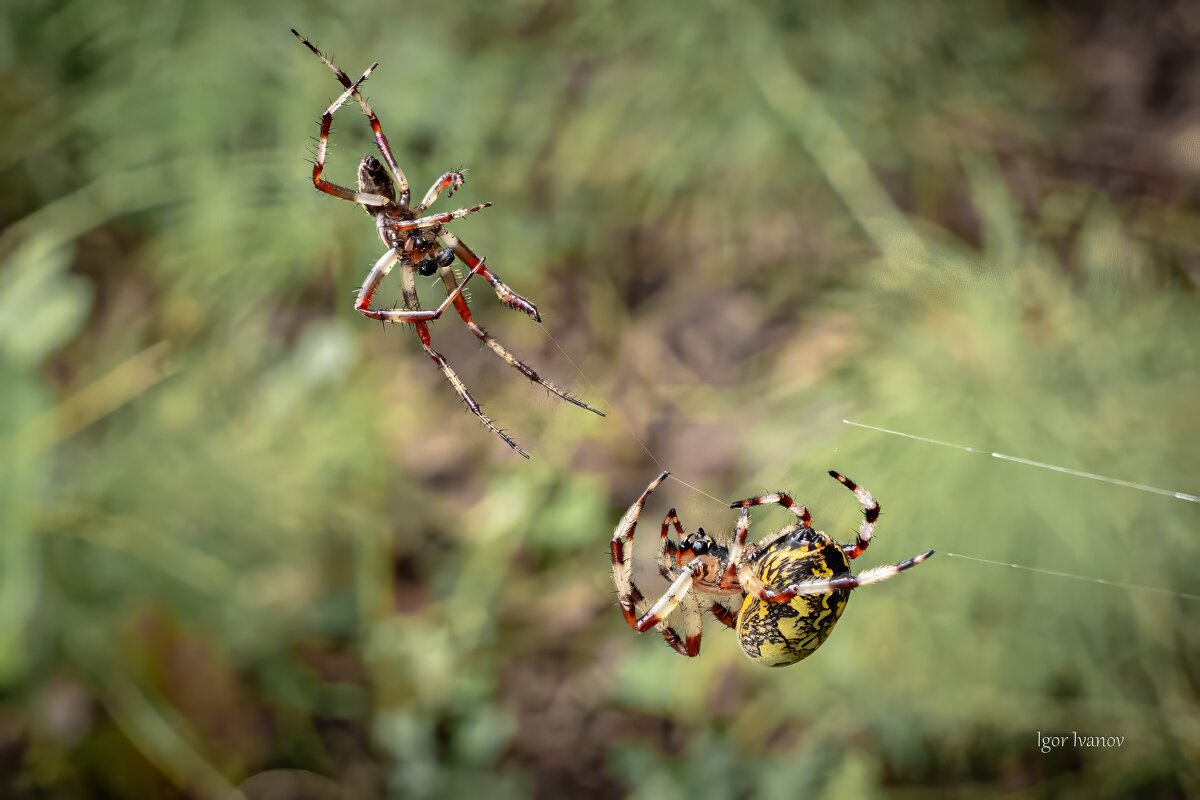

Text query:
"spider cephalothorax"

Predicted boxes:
[[610, 470, 934, 666], [293, 30, 602, 458]]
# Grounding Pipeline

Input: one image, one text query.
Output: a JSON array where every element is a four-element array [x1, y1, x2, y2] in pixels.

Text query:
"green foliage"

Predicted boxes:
[[1, 0, 1197, 797]]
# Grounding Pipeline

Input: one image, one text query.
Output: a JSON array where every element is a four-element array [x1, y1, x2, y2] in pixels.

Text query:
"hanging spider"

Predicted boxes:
[[610, 470, 934, 666], [292, 30, 602, 458]]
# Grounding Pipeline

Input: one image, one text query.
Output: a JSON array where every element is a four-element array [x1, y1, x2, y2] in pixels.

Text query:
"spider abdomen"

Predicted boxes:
[[357, 155, 397, 209], [737, 538, 851, 667]]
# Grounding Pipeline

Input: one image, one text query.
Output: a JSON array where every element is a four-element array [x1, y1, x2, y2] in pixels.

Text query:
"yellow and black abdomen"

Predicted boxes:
[[736, 538, 851, 667]]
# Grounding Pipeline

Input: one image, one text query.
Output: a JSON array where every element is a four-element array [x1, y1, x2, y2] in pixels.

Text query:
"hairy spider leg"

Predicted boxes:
[[828, 470, 880, 559], [414, 323, 527, 458], [417, 171, 465, 212], [712, 508, 753, 590], [611, 471, 667, 628], [432, 262, 605, 416], [657, 508, 684, 577], [395, 257, 527, 458], [355, 249, 479, 323], [715, 505, 808, 593], [610, 472, 696, 654], [728, 491, 813, 526], [439, 230, 542, 321], [392, 204, 493, 231], [732, 563, 777, 606], [634, 560, 704, 635], [310, 65, 393, 207], [676, 593, 704, 656], [724, 491, 816, 589], [292, 29, 411, 207], [708, 597, 739, 629], [747, 550, 936, 602]]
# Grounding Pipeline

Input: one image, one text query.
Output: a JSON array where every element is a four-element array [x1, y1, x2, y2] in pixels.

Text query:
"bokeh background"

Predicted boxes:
[[2, 1, 1199, 797]]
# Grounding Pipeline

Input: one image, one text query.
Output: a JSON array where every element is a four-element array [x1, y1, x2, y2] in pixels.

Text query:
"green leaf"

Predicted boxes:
[[0, 234, 93, 366]]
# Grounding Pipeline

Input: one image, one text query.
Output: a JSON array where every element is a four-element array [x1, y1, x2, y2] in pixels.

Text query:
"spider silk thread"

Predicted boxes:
[[535, 320, 728, 510], [842, 419, 1200, 503]]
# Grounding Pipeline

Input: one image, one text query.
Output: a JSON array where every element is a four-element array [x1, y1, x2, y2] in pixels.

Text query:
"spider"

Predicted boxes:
[[292, 30, 602, 458], [610, 470, 934, 666]]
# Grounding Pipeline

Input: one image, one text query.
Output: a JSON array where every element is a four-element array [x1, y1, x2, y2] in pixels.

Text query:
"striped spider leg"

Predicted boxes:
[[430, 256, 604, 417], [610, 472, 703, 656], [393, 253, 528, 458]]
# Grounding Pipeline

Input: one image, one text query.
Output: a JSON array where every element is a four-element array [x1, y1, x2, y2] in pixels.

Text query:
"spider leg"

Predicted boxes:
[[717, 507, 752, 590], [610, 472, 694, 654], [827, 470, 880, 559], [417, 171, 465, 212], [733, 565, 777, 605], [416, 325, 527, 458], [431, 259, 604, 416], [677, 593, 704, 656], [653, 594, 701, 657], [717, 510, 806, 592], [656, 508, 684, 578], [393, 204, 492, 231], [438, 230, 542, 322], [355, 249, 480, 323], [724, 493, 814, 588], [611, 471, 668, 629], [653, 509, 711, 651], [308, 65, 393, 207], [743, 550, 935, 602], [394, 259, 526, 458], [414, 324, 527, 458], [708, 596, 740, 629], [292, 29, 412, 207], [728, 491, 812, 527], [634, 560, 704, 634]]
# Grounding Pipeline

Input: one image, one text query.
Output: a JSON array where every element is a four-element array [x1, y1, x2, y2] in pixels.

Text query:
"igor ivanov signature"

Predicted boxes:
[[1038, 731, 1125, 753]]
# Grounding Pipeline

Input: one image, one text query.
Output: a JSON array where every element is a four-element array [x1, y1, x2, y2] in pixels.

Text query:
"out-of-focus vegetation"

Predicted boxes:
[[2, 0, 1198, 797]]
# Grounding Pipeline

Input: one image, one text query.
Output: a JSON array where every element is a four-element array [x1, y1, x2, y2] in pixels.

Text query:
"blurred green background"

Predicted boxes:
[[2, 0, 1198, 797]]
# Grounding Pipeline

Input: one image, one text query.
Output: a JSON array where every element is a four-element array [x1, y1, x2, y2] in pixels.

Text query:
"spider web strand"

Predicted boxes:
[[945, 552, 1200, 602], [535, 322, 728, 510], [666, 475, 732, 509], [843, 419, 1199, 503]]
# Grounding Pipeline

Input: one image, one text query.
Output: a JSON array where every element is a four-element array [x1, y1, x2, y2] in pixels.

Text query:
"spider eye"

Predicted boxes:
[[691, 539, 708, 554]]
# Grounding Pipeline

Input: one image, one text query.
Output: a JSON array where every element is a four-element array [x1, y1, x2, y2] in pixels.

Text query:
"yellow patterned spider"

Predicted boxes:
[[609, 470, 934, 666]]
